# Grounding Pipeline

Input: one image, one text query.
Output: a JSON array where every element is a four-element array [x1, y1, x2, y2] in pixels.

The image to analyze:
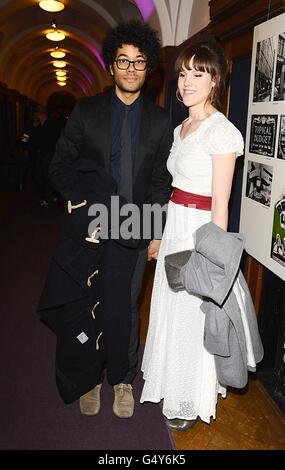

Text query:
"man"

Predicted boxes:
[[23, 106, 61, 206], [49, 20, 173, 418]]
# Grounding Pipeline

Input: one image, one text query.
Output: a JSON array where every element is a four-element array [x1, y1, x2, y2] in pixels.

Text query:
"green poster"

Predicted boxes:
[[271, 196, 285, 266]]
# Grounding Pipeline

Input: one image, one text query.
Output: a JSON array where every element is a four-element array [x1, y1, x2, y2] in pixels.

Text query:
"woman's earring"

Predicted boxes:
[[176, 89, 184, 103]]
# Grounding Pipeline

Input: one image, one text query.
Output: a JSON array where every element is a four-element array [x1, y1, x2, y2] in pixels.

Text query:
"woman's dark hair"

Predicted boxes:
[[102, 20, 161, 72], [175, 41, 229, 110]]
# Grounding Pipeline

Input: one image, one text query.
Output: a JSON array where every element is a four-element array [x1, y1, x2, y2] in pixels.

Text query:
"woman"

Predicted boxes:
[[141, 41, 244, 431]]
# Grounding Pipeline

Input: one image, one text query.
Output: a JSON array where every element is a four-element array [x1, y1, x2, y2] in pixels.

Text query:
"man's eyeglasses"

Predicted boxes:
[[114, 59, 147, 71]]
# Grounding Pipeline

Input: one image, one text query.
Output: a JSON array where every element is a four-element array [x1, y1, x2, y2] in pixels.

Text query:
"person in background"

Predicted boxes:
[[49, 20, 173, 418], [140, 41, 244, 431], [23, 106, 64, 206]]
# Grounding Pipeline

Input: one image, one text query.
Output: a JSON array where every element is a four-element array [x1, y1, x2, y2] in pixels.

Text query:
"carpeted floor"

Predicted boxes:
[[0, 191, 173, 450]]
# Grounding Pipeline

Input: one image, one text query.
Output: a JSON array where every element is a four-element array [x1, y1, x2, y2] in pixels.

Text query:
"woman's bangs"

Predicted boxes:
[[191, 54, 212, 74], [176, 49, 214, 76]]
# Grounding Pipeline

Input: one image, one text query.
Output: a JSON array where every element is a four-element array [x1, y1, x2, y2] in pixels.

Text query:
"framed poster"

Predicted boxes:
[[253, 37, 275, 103], [277, 114, 285, 159], [271, 196, 285, 267], [245, 160, 273, 207], [249, 114, 278, 157], [240, 13, 285, 281]]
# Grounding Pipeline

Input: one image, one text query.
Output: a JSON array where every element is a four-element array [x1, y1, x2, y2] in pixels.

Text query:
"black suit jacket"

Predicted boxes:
[[49, 89, 173, 213]]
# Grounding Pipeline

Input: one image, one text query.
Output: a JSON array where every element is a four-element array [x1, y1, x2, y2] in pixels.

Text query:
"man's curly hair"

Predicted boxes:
[[102, 20, 161, 72]]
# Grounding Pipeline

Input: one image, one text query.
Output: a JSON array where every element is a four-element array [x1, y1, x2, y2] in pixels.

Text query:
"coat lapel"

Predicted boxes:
[[134, 97, 151, 183], [94, 91, 112, 172]]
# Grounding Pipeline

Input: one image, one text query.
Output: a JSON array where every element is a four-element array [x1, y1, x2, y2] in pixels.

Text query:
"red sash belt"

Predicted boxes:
[[170, 187, 212, 211]]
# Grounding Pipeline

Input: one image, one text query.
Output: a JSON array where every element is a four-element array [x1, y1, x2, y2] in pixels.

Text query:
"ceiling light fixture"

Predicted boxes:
[[46, 30, 65, 41], [51, 50, 65, 58], [52, 60, 66, 68], [55, 70, 67, 76], [39, 1, 65, 13], [46, 21, 65, 41], [57, 81, 67, 86], [50, 45, 66, 59], [56, 76, 66, 81]]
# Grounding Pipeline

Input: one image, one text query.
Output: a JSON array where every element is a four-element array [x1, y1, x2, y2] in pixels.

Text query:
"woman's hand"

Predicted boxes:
[[148, 240, 161, 261]]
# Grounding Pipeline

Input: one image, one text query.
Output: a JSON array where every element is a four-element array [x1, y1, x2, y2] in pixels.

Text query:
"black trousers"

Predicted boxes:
[[123, 247, 148, 383], [99, 242, 139, 385]]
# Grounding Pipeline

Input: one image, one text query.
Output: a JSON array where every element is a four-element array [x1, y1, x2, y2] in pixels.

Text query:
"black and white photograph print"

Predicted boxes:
[[274, 33, 285, 101], [246, 160, 273, 207], [249, 114, 278, 157], [253, 37, 275, 102], [271, 194, 285, 267], [277, 115, 285, 159]]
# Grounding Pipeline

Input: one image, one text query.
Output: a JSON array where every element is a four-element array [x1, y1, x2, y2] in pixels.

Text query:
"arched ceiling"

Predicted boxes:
[[0, 0, 209, 105]]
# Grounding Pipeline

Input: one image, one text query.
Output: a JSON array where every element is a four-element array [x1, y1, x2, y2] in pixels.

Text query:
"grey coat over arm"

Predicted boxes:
[[178, 222, 264, 389]]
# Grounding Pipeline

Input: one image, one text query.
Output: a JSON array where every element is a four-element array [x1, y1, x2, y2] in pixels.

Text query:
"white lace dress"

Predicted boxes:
[[140, 112, 244, 423]]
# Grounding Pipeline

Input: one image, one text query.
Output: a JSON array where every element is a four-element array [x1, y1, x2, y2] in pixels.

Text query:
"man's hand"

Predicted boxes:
[[148, 239, 161, 261]]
